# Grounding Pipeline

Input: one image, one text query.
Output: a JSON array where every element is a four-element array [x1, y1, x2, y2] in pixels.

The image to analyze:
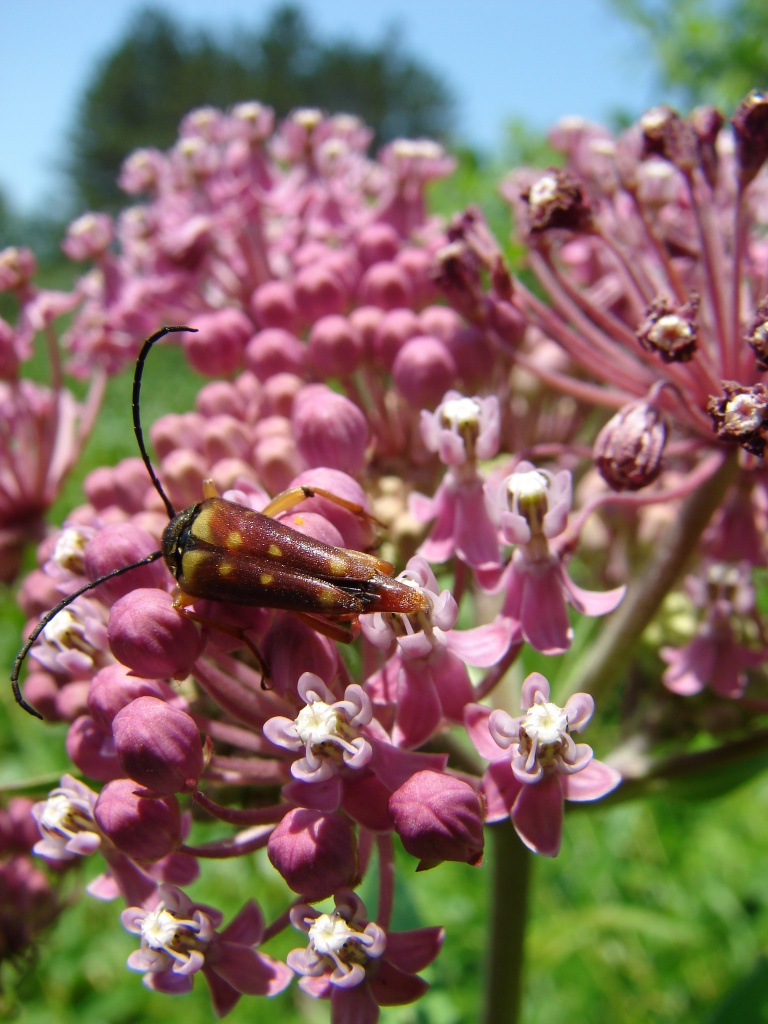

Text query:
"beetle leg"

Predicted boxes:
[[172, 587, 270, 681], [295, 611, 362, 644], [202, 478, 219, 499], [260, 485, 385, 527]]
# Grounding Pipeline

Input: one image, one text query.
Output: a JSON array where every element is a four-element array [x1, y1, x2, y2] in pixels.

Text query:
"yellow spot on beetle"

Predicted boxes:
[[268, 544, 282, 558], [260, 573, 274, 586], [227, 530, 244, 549], [327, 554, 348, 576], [219, 562, 234, 577], [190, 507, 216, 543], [317, 585, 337, 607]]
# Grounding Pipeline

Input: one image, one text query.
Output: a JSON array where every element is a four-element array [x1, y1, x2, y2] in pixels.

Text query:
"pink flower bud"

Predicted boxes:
[[396, 245, 437, 306], [389, 771, 484, 868], [292, 384, 368, 474], [65, 715, 122, 781], [150, 412, 205, 461], [267, 808, 358, 900], [392, 336, 457, 409], [307, 315, 364, 377], [88, 664, 178, 732], [244, 327, 305, 381], [348, 305, 384, 358], [108, 589, 204, 679], [359, 260, 413, 309], [253, 432, 305, 495], [94, 778, 181, 861], [260, 372, 303, 417], [250, 279, 298, 330], [372, 308, 421, 369], [84, 458, 152, 514], [201, 415, 251, 463], [294, 261, 347, 322], [356, 223, 400, 267], [593, 399, 668, 491], [112, 696, 204, 795], [83, 524, 167, 604], [181, 309, 253, 376], [196, 379, 251, 419]]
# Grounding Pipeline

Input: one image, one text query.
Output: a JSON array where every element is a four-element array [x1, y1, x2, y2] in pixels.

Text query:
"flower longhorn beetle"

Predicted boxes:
[[11, 325, 427, 718]]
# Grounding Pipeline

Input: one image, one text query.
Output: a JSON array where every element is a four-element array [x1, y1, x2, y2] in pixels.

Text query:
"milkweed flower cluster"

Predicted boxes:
[[12, 93, 768, 1019]]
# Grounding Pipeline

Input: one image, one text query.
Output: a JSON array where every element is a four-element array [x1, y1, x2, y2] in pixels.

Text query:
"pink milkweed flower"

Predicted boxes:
[[265, 672, 447, 829], [122, 883, 292, 1017], [661, 562, 767, 697], [466, 672, 621, 857], [411, 392, 502, 571], [488, 462, 625, 654], [31, 774, 102, 861], [288, 890, 443, 1024], [361, 556, 512, 747], [263, 673, 374, 784]]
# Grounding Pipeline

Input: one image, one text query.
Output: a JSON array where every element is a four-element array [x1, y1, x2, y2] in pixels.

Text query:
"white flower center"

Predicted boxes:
[[308, 913, 358, 956], [725, 393, 763, 432], [522, 701, 569, 745], [53, 528, 88, 573], [529, 174, 560, 209], [141, 907, 182, 950], [295, 700, 344, 746], [39, 793, 75, 833], [440, 396, 481, 432]]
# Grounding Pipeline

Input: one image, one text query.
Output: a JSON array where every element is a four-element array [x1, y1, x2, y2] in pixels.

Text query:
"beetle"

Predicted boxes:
[[12, 325, 427, 718]]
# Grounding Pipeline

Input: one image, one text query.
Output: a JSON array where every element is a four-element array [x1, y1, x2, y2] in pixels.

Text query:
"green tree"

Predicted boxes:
[[67, 4, 455, 212], [610, 0, 768, 108]]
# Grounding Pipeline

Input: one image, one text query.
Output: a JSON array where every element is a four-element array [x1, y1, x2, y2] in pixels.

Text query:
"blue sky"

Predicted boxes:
[[0, 0, 666, 215]]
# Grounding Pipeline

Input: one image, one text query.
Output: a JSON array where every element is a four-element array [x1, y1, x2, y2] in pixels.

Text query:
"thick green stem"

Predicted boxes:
[[482, 820, 531, 1024], [565, 452, 737, 702]]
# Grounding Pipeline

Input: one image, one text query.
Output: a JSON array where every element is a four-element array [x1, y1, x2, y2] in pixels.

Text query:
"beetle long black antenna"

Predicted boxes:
[[11, 551, 165, 719], [132, 326, 198, 521]]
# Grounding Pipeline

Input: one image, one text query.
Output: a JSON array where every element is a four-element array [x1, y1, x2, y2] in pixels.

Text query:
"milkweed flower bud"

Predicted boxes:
[[392, 335, 457, 409], [94, 778, 182, 861], [267, 808, 358, 899], [111, 696, 206, 795], [244, 327, 305, 380], [292, 384, 368, 474], [108, 589, 204, 679], [307, 314, 364, 377], [83, 524, 167, 603], [389, 770, 484, 869], [87, 664, 180, 732], [593, 399, 668, 491], [250, 279, 298, 331], [732, 90, 768, 187], [181, 308, 252, 376]]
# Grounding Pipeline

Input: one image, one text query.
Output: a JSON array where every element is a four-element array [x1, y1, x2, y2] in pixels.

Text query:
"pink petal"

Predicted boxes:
[[202, 967, 241, 1017], [562, 760, 621, 802], [511, 775, 564, 857], [212, 946, 292, 997], [370, 960, 430, 1007], [453, 478, 501, 568], [560, 567, 626, 616], [481, 759, 522, 822], [282, 776, 343, 812], [341, 772, 394, 831], [518, 565, 572, 654], [425, 649, 473, 721], [464, 704, 501, 761], [445, 618, 514, 667], [331, 982, 380, 1024], [392, 670, 442, 748], [219, 900, 264, 945], [384, 926, 444, 973]]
